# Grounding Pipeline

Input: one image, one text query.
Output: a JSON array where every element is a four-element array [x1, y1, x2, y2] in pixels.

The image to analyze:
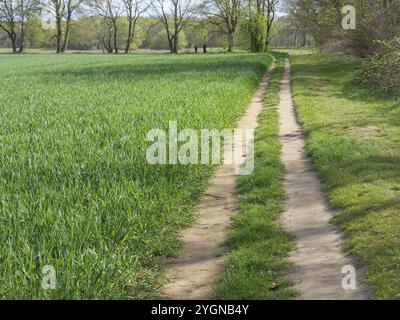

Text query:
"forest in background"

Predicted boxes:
[[1, 1, 399, 56], [0, 0, 311, 53]]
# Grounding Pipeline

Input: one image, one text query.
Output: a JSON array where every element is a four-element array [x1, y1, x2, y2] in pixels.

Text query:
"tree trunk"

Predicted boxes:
[[18, 23, 24, 53], [113, 22, 118, 53], [107, 28, 113, 53], [227, 32, 234, 52], [56, 16, 62, 53], [102, 31, 113, 54], [250, 33, 255, 52], [293, 30, 298, 47], [302, 33, 307, 47], [62, 15, 72, 52], [168, 36, 174, 53], [11, 34, 17, 54], [173, 4, 179, 54], [173, 34, 178, 53], [125, 20, 133, 53], [62, 28, 70, 52]]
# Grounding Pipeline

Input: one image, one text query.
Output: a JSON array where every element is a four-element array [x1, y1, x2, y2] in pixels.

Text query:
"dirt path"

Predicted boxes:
[[278, 59, 371, 300], [160, 62, 276, 300]]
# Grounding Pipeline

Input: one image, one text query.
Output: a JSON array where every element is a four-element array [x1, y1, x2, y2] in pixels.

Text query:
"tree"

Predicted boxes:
[[0, 0, 39, 53], [264, 0, 279, 49], [47, 0, 64, 53], [201, 0, 242, 52], [248, 12, 266, 51], [61, 0, 85, 52], [244, 0, 279, 51], [46, 0, 84, 53], [0, 0, 19, 53], [99, 15, 113, 52], [152, 0, 193, 53], [122, 0, 148, 53], [92, 0, 123, 53]]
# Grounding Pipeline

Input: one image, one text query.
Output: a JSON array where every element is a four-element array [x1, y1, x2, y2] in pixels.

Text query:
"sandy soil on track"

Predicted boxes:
[[278, 59, 371, 300]]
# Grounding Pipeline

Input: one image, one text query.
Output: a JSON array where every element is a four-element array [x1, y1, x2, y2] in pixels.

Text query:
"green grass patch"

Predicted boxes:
[[0, 53, 272, 299], [216, 53, 295, 300], [290, 51, 400, 299]]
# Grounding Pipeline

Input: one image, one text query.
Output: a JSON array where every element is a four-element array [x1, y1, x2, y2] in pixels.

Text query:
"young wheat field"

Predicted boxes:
[[0, 53, 272, 299]]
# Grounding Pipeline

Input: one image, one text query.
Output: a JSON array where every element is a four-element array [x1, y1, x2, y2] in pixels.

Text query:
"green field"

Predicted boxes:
[[290, 51, 400, 299], [0, 53, 272, 299]]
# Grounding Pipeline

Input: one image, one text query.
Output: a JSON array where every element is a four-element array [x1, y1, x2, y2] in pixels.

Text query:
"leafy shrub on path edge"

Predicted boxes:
[[354, 37, 400, 96]]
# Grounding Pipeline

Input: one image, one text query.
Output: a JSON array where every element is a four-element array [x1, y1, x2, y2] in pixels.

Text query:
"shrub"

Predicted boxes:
[[354, 37, 400, 95]]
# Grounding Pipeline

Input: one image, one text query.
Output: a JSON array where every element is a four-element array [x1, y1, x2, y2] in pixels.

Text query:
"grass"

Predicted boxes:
[[290, 50, 400, 299], [216, 53, 295, 300], [0, 53, 272, 299]]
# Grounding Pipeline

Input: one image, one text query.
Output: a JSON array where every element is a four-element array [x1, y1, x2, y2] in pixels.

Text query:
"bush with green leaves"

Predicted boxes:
[[246, 13, 267, 53], [354, 37, 400, 95]]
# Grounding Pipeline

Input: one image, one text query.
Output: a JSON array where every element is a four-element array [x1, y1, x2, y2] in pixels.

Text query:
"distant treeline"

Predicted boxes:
[[0, 16, 234, 51], [0, 0, 288, 54]]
